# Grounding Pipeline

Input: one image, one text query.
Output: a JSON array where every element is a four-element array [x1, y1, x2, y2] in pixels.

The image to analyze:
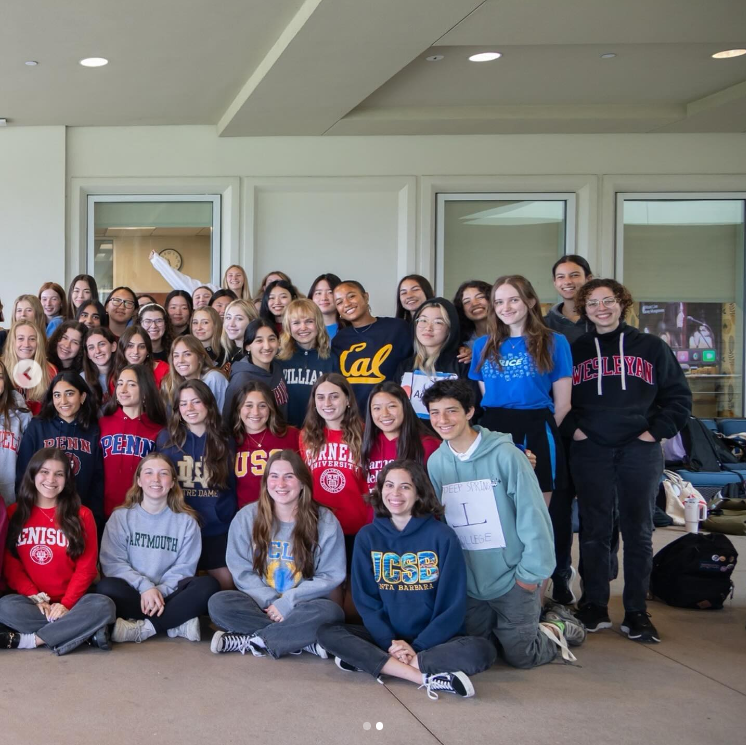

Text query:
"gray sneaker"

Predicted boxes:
[[167, 617, 201, 642], [544, 603, 587, 647]]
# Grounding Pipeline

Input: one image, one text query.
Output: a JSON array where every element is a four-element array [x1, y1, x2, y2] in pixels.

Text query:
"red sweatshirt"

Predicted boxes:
[[365, 431, 441, 490], [99, 408, 162, 517], [235, 427, 301, 509], [3, 503, 98, 608], [301, 428, 369, 535]]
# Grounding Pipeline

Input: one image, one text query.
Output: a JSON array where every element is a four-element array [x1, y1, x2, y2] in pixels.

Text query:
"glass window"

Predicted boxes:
[[88, 196, 220, 304], [436, 194, 576, 304], [618, 196, 746, 417]]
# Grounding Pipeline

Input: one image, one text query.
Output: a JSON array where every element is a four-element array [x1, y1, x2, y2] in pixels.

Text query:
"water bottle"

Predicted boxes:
[[684, 496, 707, 534]]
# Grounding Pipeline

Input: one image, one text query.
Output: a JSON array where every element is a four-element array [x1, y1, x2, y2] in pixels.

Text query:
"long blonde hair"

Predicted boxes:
[[120, 453, 198, 520], [12, 295, 46, 331], [2, 321, 54, 402], [220, 299, 258, 359], [222, 265, 252, 302], [412, 302, 450, 375], [278, 299, 331, 360], [192, 306, 223, 353]]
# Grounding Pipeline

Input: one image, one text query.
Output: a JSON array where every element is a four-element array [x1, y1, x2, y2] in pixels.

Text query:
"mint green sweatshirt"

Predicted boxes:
[[427, 426, 555, 601]]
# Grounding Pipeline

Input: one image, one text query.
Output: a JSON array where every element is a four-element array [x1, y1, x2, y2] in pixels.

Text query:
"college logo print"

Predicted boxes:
[[320, 468, 346, 494], [30, 545, 54, 565]]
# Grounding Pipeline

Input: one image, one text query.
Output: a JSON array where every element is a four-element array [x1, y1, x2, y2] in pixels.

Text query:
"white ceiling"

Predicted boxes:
[[2, 0, 745, 135]]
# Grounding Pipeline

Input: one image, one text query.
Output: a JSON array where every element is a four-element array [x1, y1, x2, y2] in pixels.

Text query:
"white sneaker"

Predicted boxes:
[[167, 617, 201, 642], [301, 643, 328, 658], [419, 671, 475, 701], [112, 618, 155, 644]]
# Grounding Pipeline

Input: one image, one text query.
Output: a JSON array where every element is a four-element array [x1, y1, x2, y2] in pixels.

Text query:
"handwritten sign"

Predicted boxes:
[[442, 479, 505, 551]]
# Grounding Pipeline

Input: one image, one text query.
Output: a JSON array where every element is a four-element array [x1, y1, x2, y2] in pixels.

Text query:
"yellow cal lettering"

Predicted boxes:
[[339, 342, 393, 385]]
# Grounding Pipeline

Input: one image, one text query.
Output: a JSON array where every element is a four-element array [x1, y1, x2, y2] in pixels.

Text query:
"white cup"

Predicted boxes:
[[684, 497, 707, 534]]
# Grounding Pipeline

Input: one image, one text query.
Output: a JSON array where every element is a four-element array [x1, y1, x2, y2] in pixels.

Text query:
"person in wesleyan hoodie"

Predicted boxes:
[[564, 279, 691, 644], [318, 460, 496, 700]]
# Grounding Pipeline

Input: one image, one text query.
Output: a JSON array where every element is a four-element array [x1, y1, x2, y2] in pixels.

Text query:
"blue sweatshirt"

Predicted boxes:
[[352, 514, 466, 652], [16, 415, 104, 524], [279, 347, 339, 427], [427, 426, 555, 601], [156, 430, 237, 537]]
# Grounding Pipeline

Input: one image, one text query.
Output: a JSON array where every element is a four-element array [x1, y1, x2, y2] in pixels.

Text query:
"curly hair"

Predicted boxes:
[[366, 459, 444, 519], [574, 278, 634, 322], [278, 299, 331, 360]]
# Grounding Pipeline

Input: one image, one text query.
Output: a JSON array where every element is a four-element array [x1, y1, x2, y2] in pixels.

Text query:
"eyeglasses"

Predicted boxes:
[[415, 318, 447, 329], [109, 297, 136, 309], [585, 297, 618, 310], [141, 319, 165, 327]]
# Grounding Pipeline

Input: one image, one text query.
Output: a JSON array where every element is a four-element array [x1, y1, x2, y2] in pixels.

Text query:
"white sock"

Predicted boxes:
[[141, 619, 157, 640], [421, 673, 428, 684], [249, 635, 266, 649], [19, 633, 37, 649]]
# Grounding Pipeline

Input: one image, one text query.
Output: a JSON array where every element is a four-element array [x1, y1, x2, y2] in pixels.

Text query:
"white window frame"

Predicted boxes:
[[434, 192, 577, 296], [86, 193, 222, 286]]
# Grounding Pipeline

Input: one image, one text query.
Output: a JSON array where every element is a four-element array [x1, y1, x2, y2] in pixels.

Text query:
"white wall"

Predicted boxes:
[[0, 127, 65, 319]]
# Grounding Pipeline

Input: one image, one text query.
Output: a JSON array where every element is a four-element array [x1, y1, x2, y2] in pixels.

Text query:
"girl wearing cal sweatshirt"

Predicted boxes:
[[156, 379, 237, 590], [318, 460, 496, 700], [97, 453, 219, 644], [99, 364, 166, 519], [0, 448, 115, 654], [565, 279, 691, 643], [209, 449, 345, 658]]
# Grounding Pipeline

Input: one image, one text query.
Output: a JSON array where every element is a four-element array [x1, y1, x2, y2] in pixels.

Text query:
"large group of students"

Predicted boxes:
[[0, 253, 692, 701]]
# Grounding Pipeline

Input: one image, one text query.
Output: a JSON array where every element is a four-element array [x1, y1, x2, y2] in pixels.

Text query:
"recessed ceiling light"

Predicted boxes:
[[25, 60, 38, 66], [469, 52, 501, 62], [600, 53, 617, 59], [79, 57, 108, 67], [426, 55, 444, 62], [712, 49, 746, 59]]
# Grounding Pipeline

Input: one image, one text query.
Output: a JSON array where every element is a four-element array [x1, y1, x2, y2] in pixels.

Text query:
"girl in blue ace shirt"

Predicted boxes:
[[317, 460, 496, 701], [469, 275, 572, 502]]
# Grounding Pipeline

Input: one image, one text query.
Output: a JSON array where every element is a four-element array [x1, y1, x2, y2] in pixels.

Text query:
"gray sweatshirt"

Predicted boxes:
[[227, 502, 345, 618], [0, 392, 32, 506], [100, 504, 202, 596], [543, 302, 592, 344]]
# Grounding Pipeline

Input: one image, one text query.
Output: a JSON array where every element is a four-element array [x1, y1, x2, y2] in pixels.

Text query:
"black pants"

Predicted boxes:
[[570, 438, 663, 613], [95, 575, 220, 634]]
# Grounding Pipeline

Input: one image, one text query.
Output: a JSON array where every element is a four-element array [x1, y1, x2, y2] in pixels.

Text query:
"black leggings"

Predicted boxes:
[[95, 575, 220, 634]]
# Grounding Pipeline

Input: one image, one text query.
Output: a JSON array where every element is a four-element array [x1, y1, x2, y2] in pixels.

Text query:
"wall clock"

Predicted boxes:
[[159, 248, 183, 270]]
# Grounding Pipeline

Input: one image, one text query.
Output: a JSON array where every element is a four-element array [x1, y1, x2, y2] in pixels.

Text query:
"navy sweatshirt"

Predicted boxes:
[[351, 514, 466, 652], [279, 347, 339, 428], [563, 322, 692, 447], [16, 416, 104, 524], [156, 430, 237, 537]]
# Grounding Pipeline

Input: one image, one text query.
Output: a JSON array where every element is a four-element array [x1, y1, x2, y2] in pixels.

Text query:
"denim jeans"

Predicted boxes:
[[317, 623, 496, 679], [0, 593, 115, 655], [465, 583, 557, 669], [208, 590, 344, 658], [570, 437, 663, 613], [95, 576, 220, 634]]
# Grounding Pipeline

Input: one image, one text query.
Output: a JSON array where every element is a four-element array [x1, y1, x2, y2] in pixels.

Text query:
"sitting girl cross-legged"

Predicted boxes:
[[0, 448, 115, 654], [209, 449, 345, 658], [96, 454, 220, 644], [317, 460, 497, 700]]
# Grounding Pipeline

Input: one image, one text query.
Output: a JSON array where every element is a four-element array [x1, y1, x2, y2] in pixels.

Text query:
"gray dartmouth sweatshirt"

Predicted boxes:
[[100, 504, 202, 596]]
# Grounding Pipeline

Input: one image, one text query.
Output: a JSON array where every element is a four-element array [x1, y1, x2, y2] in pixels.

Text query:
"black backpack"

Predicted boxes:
[[679, 416, 740, 472], [650, 533, 737, 609]]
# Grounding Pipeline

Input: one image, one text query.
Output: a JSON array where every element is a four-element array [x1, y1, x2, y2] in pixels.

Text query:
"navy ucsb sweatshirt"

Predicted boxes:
[[563, 322, 692, 447], [351, 514, 466, 652], [16, 416, 104, 523]]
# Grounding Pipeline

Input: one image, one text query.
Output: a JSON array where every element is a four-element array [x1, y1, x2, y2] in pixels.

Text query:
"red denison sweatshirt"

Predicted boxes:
[[99, 408, 162, 517], [3, 503, 98, 609], [301, 428, 369, 535]]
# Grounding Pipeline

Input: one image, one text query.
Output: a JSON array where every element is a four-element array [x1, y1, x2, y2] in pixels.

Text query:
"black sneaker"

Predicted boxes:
[[621, 612, 660, 643], [0, 630, 20, 650], [574, 604, 612, 632], [420, 672, 475, 701], [334, 656, 362, 672], [549, 567, 577, 606], [88, 625, 112, 651]]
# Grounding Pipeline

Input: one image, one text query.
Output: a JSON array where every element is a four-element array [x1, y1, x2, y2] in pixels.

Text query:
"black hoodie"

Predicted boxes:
[[223, 357, 289, 422], [563, 322, 691, 447]]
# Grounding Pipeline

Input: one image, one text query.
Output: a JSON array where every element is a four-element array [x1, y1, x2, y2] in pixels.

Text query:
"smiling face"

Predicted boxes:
[[86, 334, 116, 371], [34, 458, 66, 504], [138, 458, 174, 501], [553, 261, 589, 301], [370, 392, 404, 436], [191, 311, 215, 342], [427, 397, 473, 442], [266, 458, 303, 510], [40, 289, 62, 319], [116, 368, 141, 409], [267, 288, 292, 320], [178, 388, 209, 429], [106, 290, 137, 324], [140, 310, 166, 342], [15, 300, 36, 323], [172, 342, 200, 380], [247, 327, 278, 369], [399, 279, 427, 315], [315, 381, 348, 426], [56, 328, 83, 365], [289, 314, 317, 349], [167, 297, 191, 328], [493, 283, 531, 330], [382, 468, 417, 520], [415, 306, 449, 351], [333, 285, 369, 324], [78, 303, 102, 329], [14, 324, 38, 360], [585, 286, 622, 333], [312, 280, 335, 315], [71, 280, 92, 311], [224, 307, 251, 341], [225, 268, 245, 293], [211, 296, 231, 318], [240, 391, 271, 434], [193, 287, 212, 309], [52, 380, 85, 422], [460, 286, 489, 323], [124, 333, 149, 365]]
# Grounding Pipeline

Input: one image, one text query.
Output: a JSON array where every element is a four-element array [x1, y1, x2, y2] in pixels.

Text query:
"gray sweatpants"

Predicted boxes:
[[0, 594, 116, 656], [208, 590, 344, 658], [466, 583, 557, 669]]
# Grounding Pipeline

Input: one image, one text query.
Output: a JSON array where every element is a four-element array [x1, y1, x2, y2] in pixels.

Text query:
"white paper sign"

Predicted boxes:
[[400, 370, 458, 418], [441, 479, 506, 551]]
